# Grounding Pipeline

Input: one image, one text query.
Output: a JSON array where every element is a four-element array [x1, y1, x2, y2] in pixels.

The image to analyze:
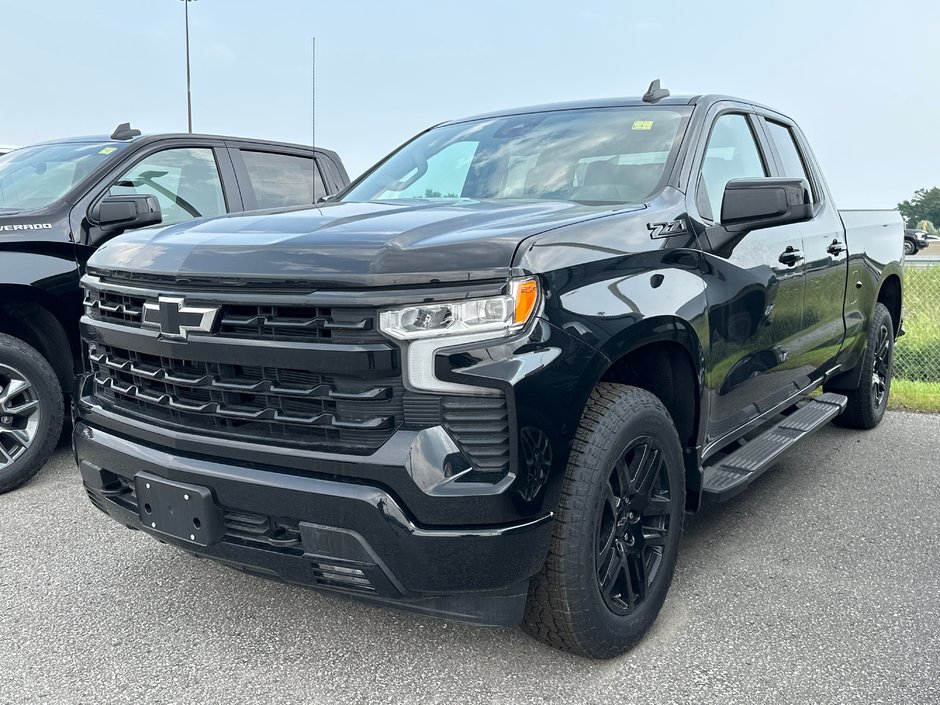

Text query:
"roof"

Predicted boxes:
[[26, 132, 339, 157], [441, 94, 787, 125]]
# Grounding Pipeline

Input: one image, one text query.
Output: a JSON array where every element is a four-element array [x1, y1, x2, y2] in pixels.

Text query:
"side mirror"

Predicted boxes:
[[720, 177, 813, 232], [91, 194, 162, 233]]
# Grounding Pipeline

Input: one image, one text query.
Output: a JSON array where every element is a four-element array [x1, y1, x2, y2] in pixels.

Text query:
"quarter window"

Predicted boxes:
[[697, 114, 767, 222], [109, 147, 226, 226], [241, 151, 325, 208]]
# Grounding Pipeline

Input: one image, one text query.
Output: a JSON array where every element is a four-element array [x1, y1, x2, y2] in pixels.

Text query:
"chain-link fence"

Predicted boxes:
[[892, 254, 940, 412]]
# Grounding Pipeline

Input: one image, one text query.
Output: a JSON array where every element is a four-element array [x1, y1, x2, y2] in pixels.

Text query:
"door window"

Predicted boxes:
[[696, 114, 767, 221], [765, 121, 814, 203], [110, 147, 226, 225], [241, 150, 325, 208]]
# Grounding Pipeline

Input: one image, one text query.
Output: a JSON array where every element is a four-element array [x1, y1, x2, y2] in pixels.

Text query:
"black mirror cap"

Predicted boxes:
[[720, 177, 813, 232], [91, 194, 163, 234]]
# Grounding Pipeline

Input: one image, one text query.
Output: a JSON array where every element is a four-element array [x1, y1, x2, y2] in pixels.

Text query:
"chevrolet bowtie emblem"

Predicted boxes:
[[141, 296, 219, 340]]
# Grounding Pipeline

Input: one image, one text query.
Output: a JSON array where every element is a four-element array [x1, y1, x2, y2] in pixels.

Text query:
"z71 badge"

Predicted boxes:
[[646, 218, 689, 239]]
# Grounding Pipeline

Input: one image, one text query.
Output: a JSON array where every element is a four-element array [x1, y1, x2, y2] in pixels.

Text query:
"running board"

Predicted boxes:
[[702, 393, 848, 502]]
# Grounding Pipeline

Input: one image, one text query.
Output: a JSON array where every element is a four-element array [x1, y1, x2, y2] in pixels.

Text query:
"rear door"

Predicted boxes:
[[758, 116, 847, 377], [227, 145, 331, 210]]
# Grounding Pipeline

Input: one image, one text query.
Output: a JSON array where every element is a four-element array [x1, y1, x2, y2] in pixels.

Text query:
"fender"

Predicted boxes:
[[535, 247, 710, 432], [0, 251, 83, 387], [0, 247, 80, 291], [0, 250, 82, 324]]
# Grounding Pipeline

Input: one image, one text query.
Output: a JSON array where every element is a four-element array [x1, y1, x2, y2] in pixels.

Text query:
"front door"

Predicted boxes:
[[691, 112, 809, 446]]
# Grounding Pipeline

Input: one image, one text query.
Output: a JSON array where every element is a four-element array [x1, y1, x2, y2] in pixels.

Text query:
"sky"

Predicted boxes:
[[1, 0, 937, 208]]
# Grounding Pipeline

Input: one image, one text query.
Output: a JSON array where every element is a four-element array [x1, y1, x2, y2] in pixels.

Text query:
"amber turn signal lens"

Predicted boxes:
[[513, 278, 539, 325]]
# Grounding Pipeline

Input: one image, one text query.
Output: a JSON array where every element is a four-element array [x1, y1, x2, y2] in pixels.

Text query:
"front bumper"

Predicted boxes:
[[75, 421, 553, 626]]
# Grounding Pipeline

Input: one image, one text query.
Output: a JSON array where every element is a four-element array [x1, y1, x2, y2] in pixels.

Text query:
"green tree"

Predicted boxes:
[[898, 187, 940, 230]]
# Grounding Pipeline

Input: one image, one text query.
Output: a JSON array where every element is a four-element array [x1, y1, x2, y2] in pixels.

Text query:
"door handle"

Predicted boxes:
[[827, 239, 847, 256], [778, 246, 804, 266]]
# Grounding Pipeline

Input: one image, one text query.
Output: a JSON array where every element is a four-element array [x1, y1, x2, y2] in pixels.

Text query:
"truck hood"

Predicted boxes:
[[89, 199, 641, 287]]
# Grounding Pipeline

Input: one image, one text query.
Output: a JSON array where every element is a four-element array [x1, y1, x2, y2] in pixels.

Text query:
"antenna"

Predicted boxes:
[[311, 36, 316, 152], [642, 79, 670, 104], [312, 36, 318, 202], [111, 122, 141, 140]]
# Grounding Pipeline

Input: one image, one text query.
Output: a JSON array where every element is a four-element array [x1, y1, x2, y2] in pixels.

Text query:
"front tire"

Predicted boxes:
[[0, 334, 63, 493], [828, 302, 894, 429], [522, 384, 684, 659], [903, 239, 915, 256]]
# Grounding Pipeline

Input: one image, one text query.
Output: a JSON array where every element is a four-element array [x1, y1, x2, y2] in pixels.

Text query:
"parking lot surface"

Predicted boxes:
[[1, 411, 938, 705]]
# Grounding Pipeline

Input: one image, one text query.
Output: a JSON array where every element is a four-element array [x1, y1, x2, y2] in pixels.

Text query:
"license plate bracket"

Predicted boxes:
[[135, 472, 224, 546]]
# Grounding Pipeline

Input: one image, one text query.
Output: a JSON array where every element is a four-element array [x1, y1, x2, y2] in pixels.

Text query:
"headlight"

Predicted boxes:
[[380, 278, 539, 341], [379, 277, 541, 395]]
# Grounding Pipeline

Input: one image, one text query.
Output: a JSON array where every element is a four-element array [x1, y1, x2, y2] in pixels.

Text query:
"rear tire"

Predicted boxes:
[[828, 303, 894, 430], [0, 333, 63, 493], [522, 384, 684, 659]]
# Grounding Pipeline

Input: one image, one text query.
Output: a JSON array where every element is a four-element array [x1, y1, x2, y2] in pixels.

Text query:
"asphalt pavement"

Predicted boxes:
[[1, 411, 938, 705]]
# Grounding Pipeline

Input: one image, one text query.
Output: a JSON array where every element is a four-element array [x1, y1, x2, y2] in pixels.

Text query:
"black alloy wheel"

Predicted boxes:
[[595, 437, 673, 615], [828, 302, 894, 430], [523, 384, 684, 659], [871, 322, 892, 410]]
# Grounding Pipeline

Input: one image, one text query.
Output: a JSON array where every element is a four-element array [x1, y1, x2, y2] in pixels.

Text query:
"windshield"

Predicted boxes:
[[344, 106, 690, 205], [0, 142, 127, 211]]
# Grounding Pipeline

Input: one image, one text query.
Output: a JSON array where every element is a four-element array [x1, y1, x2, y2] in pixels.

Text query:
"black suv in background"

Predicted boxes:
[[904, 228, 929, 255], [0, 125, 348, 492]]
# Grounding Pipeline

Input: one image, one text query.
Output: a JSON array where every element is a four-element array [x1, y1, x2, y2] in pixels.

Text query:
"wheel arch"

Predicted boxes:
[[876, 273, 902, 337], [0, 285, 77, 393], [590, 316, 706, 510]]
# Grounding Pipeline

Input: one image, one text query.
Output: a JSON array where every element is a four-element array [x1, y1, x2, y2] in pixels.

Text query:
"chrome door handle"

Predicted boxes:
[[778, 247, 804, 266], [827, 240, 847, 256]]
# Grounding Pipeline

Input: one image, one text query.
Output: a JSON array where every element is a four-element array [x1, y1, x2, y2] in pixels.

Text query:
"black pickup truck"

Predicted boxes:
[[75, 87, 904, 658], [0, 127, 347, 492]]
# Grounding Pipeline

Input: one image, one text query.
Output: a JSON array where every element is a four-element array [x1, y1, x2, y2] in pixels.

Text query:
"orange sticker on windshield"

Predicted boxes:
[[632, 121, 654, 130]]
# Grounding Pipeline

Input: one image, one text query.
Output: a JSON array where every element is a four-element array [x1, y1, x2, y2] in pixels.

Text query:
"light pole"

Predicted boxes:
[[181, 0, 196, 133]]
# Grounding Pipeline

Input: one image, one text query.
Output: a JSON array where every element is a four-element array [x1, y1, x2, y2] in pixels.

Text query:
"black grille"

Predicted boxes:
[[84, 289, 381, 345], [224, 512, 304, 554], [310, 561, 376, 592], [217, 304, 374, 343], [84, 290, 145, 326], [84, 284, 513, 472], [443, 397, 511, 475], [90, 477, 344, 568], [89, 343, 403, 454]]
